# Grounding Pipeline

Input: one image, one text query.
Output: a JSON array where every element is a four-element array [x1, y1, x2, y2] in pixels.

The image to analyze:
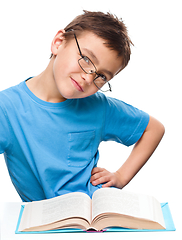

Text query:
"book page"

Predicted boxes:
[[92, 188, 165, 228], [19, 192, 91, 231]]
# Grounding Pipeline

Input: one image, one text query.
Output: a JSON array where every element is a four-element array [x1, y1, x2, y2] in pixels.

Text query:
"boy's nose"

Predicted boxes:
[[81, 72, 95, 85]]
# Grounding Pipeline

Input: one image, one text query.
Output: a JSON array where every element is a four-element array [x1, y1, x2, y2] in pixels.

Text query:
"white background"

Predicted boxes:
[[0, 0, 181, 238]]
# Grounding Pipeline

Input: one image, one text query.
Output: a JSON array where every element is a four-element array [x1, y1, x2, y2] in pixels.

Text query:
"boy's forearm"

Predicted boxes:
[[116, 116, 165, 187]]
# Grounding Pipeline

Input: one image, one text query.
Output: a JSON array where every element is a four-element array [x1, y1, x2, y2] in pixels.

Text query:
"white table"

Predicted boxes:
[[0, 202, 180, 240]]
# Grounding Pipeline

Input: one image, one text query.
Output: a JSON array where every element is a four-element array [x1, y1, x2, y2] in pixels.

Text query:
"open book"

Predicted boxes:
[[17, 188, 167, 232]]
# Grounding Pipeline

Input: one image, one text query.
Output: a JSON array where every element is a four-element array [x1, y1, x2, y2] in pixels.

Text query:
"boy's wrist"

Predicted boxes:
[[114, 171, 126, 189]]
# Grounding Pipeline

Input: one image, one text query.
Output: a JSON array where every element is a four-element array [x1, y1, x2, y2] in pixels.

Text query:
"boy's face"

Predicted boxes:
[[51, 31, 123, 101]]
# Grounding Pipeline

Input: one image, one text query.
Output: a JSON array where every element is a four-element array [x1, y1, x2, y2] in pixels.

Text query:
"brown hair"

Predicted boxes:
[[52, 10, 133, 71]]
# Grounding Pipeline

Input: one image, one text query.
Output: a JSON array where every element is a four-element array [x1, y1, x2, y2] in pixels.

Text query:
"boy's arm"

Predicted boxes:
[[90, 116, 165, 189]]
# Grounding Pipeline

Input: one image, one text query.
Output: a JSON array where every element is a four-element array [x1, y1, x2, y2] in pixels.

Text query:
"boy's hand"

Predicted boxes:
[[90, 167, 123, 189]]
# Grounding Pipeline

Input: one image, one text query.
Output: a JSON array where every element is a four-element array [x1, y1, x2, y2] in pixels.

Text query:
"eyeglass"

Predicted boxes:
[[71, 31, 112, 92]]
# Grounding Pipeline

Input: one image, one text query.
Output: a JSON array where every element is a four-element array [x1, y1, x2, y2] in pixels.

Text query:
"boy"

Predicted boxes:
[[0, 11, 164, 202]]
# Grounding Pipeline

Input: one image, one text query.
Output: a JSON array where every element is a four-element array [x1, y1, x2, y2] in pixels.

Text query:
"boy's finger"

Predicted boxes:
[[102, 181, 112, 188], [91, 167, 103, 175], [92, 175, 109, 186]]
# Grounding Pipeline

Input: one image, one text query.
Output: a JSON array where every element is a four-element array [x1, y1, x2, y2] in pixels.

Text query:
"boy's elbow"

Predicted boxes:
[[161, 122, 165, 136], [156, 117, 165, 138], [158, 121, 165, 140]]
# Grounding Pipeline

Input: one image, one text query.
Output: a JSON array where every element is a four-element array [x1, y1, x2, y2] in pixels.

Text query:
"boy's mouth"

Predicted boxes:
[[71, 78, 84, 92]]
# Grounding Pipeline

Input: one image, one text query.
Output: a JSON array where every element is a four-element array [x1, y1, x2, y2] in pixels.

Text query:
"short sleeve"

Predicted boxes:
[[103, 96, 150, 146], [0, 103, 11, 154]]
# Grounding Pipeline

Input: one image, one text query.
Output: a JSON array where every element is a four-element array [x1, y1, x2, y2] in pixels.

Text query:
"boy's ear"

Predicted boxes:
[[51, 29, 66, 56]]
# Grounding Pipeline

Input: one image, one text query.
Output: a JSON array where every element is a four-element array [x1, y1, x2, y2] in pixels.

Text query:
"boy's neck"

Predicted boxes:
[[26, 58, 67, 103]]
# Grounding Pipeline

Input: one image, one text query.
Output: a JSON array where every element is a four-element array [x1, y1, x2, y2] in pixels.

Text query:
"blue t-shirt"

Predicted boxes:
[[0, 80, 149, 202]]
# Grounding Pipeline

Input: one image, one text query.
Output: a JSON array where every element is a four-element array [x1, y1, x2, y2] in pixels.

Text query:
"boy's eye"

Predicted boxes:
[[83, 56, 91, 65], [99, 74, 107, 82]]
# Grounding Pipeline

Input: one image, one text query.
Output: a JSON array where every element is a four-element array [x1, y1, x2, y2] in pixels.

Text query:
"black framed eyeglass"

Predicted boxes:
[[71, 30, 112, 92]]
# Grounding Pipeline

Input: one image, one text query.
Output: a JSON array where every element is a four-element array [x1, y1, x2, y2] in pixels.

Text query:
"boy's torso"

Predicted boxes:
[[0, 80, 149, 201]]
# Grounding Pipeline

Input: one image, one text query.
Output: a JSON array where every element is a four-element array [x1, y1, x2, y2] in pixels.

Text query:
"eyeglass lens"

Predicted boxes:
[[78, 58, 111, 92]]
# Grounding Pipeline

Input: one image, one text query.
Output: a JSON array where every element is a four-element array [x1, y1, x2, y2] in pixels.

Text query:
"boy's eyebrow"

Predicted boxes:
[[103, 70, 114, 79], [82, 48, 99, 65], [82, 48, 114, 79]]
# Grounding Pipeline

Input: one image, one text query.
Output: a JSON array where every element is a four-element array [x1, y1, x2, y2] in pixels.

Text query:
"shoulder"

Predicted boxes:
[[0, 81, 26, 113], [0, 81, 24, 101], [88, 92, 136, 114], [79, 92, 139, 114]]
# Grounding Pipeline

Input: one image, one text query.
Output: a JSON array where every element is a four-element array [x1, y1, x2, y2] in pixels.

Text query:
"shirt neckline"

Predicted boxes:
[[21, 78, 74, 108]]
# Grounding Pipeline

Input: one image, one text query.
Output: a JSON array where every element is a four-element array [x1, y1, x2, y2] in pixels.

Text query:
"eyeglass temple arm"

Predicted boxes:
[[74, 34, 83, 57], [66, 29, 83, 57], [108, 82, 112, 91]]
